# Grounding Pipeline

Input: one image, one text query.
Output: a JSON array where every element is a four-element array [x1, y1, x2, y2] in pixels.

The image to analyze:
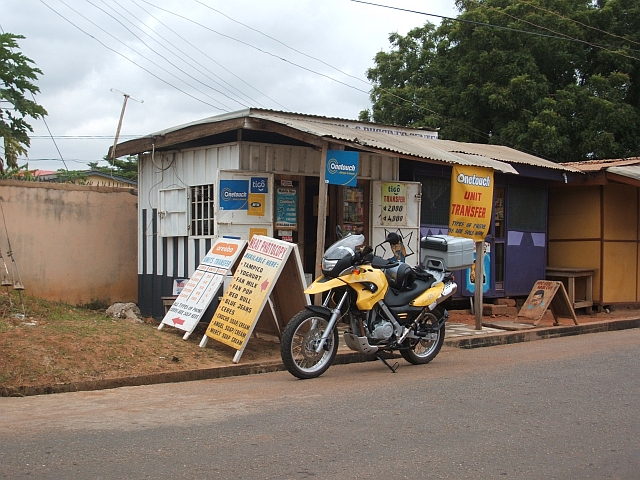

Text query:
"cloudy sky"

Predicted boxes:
[[1, 0, 458, 172]]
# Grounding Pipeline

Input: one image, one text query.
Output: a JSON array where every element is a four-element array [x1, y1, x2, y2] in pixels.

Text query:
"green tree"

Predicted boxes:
[[363, 0, 640, 162], [0, 33, 47, 173], [88, 155, 138, 181]]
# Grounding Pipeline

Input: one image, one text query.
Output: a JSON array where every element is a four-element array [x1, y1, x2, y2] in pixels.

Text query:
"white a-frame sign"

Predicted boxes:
[[200, 235, 309, 363], [159, 238, 246, 339]]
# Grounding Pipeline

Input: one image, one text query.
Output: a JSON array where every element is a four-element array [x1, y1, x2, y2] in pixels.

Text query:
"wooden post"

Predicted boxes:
[[314, 141, 329, 305], [474, 241, 483, 330]]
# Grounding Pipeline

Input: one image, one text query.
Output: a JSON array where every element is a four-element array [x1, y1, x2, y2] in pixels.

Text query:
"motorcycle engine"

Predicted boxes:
[[370, 317, 394, 341]]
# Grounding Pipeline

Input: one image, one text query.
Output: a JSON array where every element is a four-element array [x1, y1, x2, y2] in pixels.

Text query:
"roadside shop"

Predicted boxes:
[[112, 109, 576, 317], [549, 158, 640, 310]]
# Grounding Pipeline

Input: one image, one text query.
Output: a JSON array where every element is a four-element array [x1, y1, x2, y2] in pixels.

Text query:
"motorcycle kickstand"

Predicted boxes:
[[375, 353, 399, 373]]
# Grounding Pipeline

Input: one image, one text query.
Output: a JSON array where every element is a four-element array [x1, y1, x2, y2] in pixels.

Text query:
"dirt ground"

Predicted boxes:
[[0, 292, 636, 393]]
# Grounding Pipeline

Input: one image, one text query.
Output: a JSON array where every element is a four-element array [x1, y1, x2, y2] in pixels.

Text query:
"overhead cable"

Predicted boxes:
[[39, 0, 228, 111], [131, 0, 282, 109], [350, 0, 640, 57]]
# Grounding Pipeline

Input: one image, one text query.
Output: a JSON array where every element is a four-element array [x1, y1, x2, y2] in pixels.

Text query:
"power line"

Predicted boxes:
[[521, 0, 640, 48], [350, 0, 640, 56], [135, 0, 288, 110], [138, 0, 371, 96], [30, 92, 68, 171], [478, 0, 640, 62], [76, 0, 235, 110], [86, 0, 248, 109], [30, 135, 139, 139], [195, 0, 372, 89], [39, 0, 228, 111], [124, 0, 272, 109]]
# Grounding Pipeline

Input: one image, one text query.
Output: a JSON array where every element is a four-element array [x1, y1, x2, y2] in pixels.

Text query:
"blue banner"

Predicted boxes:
[[326, 150, 358, 187], [250, 177, 268, 193], [219, 180, 249, 210]]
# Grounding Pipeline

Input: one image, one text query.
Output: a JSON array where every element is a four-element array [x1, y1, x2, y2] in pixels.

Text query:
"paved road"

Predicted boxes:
[[1, 329, 639, 479]]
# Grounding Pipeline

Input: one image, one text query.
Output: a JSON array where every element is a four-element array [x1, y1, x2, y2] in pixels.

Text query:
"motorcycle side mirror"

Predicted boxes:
[[336, 225, 343, 239], [385, 232, 400, 245]]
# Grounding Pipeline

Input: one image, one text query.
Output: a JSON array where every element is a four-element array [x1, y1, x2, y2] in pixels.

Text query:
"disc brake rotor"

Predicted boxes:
[[301, 328, 326, 361]]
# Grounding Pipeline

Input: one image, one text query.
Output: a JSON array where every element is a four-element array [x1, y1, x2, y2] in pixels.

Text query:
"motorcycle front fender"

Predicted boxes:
[[305, 305, 332, 317]]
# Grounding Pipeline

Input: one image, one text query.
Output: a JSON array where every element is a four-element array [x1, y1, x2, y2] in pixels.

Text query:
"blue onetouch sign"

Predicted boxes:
[[219, 180, 249, 210], [326, 150, 358, 187], [251, 177, 268, 193]]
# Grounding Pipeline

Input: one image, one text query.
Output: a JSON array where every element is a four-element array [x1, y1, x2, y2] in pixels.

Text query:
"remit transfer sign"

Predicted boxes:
[[448, 165, 494, 242]]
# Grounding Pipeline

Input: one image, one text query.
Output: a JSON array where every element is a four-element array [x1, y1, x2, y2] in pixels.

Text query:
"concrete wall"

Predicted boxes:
[[0, 180, 138, 305]]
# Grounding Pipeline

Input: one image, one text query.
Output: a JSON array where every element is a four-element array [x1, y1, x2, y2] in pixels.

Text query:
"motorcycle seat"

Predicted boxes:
[[384, 277, 437, 307]]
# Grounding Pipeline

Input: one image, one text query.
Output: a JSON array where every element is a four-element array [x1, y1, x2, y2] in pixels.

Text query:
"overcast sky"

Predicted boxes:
[[1, 0, 458, 172]]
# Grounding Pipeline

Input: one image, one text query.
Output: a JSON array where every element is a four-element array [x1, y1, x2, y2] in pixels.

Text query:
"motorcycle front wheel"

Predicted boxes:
[[280, 309, 339, 379], [400, 323, 445, 365]]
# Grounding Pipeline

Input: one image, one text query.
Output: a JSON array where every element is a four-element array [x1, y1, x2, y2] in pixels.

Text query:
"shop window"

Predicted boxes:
[[191, 184, 215, 236], [417, 175, 450, 226], [508, 186, 546, 231]]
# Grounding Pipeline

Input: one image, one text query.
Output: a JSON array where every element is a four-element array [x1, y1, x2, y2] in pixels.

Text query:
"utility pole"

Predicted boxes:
[[109, 89, 143, 163]]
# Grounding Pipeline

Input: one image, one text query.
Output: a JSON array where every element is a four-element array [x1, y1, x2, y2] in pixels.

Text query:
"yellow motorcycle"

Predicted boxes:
[[280, 232, 459, 379]]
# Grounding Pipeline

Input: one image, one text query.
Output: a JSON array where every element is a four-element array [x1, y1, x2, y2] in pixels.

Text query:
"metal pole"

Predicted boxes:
[[474, 241, 483, 330]]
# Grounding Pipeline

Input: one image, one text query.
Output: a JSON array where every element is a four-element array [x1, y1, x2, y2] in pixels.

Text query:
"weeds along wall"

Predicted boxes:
[[0, 180, 138, 306]]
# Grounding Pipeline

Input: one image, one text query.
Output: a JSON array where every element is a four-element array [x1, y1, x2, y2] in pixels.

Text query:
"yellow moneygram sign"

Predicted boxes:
[[448, 165, 494, 242]]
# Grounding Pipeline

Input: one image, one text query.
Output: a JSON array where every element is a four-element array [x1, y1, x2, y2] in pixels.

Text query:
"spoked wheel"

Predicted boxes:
[[280, 309, 339, 379], [400, 323, 445, 365]]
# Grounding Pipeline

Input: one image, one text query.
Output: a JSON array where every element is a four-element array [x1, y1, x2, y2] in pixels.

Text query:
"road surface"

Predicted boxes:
[[1, 329, 639, 479]]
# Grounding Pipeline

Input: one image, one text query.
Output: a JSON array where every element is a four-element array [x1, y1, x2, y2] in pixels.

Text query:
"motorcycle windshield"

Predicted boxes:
[[323, 234, 365, 261]]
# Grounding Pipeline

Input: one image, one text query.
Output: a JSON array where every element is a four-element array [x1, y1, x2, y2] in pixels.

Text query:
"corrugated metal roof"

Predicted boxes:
[[561, 158, 640, 172], [120, 108, 579, 174], [606, 165, 640, 181]]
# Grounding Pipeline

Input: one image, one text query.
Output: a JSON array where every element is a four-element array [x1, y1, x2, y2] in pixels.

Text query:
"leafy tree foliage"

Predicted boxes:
[[362, 0, 640, 162], [0, 33, 47, 173], [88, 155, 138, 181]]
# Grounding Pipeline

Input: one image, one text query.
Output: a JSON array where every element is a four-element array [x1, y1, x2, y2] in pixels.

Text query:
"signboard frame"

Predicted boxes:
[[517, 280, 579, 326], [200, 236, 309, 363], [158, 238, 246, 339]]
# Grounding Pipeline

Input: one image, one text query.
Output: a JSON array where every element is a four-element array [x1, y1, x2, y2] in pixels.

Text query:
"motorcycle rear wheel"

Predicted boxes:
[[280, 309, 339, 379], [400, 323, 445, 365]]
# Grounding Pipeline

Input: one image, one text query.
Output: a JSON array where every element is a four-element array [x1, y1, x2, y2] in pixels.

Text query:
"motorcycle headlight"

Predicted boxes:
[[322, 258, 338, 271]]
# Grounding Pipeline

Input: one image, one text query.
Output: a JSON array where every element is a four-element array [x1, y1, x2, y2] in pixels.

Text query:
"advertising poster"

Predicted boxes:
[[325, 150, 358, 187], [247, 193, 265, 216], [381, 182, 407, 226], [219, 179, 249, 210], [249, 227, 268, 239], [448, 165, 494, 242], [465, 242, 491, 294], [205, 236, 291, 350], [250, 177, 268, 194], [275, 186, 298, 228], [159, 238, 246, 338]]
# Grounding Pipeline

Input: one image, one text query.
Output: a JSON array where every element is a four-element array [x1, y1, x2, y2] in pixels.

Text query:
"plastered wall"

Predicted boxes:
[[0, 181, 138, 305]]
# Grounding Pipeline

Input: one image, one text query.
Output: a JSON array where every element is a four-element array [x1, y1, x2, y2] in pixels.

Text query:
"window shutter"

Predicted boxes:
[[158, 187, 188, 237]]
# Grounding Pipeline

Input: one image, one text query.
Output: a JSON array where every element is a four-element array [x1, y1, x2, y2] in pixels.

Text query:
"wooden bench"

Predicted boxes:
[[161, 296, 177, 315]]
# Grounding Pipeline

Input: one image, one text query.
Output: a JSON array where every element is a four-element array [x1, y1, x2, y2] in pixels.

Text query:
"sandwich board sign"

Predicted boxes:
[[200, 235, 309, 363], [517, 280, 578, 326], [158, 238, 246, 339]]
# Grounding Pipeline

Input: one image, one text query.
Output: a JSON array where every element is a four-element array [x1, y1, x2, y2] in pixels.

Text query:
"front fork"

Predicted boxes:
[[314, 290, 348, 354]]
